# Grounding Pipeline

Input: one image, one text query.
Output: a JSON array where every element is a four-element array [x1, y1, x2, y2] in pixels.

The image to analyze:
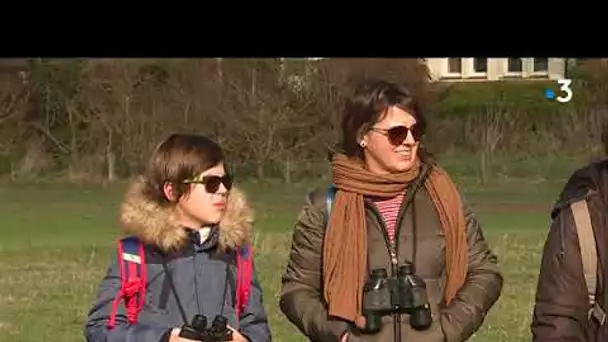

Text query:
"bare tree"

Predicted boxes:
[[464, 102, 516, 184]]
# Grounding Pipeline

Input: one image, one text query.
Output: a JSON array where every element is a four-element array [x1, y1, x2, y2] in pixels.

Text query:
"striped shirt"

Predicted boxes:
[[371, 191, 406, 246]]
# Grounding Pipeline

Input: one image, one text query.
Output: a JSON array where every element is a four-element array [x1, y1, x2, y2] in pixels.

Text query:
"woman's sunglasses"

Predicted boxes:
[[183, 174, 233, 193], [370, 125, 423, 145]]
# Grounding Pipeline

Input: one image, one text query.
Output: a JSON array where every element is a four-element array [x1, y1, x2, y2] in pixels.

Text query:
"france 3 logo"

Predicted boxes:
[[545, 79, 573, 103]]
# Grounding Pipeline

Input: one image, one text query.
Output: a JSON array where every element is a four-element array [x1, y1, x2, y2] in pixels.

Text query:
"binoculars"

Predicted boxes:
[[361, 262, 432, 334], [178, 314, 233, 342]]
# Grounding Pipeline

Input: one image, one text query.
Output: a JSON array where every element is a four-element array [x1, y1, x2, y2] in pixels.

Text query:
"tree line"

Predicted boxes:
[[1, 58, 607, 183]]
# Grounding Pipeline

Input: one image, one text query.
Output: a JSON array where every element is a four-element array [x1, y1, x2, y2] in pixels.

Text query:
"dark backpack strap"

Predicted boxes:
[[324, 184, 337, 226], [108, 236, 148, 328], [235, 244, 254, 323]]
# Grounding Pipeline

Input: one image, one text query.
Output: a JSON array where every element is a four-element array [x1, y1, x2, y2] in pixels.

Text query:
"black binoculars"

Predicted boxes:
[[361, 262, 432, 334], [178, 314, 233, 342]]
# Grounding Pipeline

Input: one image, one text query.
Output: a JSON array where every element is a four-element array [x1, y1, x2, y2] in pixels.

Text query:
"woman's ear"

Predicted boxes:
[[357, 125, 372, 149], [163, 182, 177, 202], [358, 130, 369, 148]]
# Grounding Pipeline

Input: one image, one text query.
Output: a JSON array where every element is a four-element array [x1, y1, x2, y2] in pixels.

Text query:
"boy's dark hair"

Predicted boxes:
[[339, 79, 432, 162], [142, 133, 225, 205]]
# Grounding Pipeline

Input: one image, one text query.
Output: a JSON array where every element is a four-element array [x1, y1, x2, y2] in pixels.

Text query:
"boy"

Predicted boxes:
[[85, 133, 272, 342]]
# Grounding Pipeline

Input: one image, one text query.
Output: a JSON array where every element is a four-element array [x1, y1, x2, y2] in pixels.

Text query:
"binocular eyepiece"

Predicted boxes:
[[179, 314, 233, 342], [361, 262, 433, 334]]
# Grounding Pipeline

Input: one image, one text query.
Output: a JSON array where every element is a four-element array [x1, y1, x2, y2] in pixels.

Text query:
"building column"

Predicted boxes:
[[548, 58, 565, 80], [521, 58, 534, 78], [487, 58, 502, 81]]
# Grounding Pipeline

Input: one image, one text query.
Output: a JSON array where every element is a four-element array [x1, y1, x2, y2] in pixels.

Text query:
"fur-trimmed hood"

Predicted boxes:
[[119, 177, 254, 252]]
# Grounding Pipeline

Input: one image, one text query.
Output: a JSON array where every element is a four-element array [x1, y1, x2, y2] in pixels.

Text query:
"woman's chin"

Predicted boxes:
[[392, 159, 416, 172]]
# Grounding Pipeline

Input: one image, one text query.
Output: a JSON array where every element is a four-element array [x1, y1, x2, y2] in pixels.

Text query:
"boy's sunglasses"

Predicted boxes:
[[370, 125, 423, 145], [183, 175, 233, 193]]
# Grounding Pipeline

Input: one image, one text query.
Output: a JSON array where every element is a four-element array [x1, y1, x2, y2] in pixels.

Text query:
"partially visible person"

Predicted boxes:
[[85, 133, 271, 342], [531, 129, 608, 341], [279, 79, 503, 342]]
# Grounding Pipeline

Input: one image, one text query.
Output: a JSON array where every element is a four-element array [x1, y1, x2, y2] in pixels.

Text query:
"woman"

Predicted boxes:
[[85, 133, 272, 342], [279, 79, 503, 342]]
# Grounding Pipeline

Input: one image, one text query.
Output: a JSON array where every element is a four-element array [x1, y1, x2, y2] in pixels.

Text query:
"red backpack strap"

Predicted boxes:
[[108, 236, 148, 329], [235, 244, 254, 323]]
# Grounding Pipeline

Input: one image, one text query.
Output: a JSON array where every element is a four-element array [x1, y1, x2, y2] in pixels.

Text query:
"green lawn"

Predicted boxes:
[[0, 176, 568, 342]]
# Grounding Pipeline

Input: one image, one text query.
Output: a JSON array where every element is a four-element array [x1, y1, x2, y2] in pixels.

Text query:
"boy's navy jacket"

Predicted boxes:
[[85, 177, 272, 342]]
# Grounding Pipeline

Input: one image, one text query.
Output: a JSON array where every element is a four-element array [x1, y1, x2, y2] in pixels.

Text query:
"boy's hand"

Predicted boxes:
[[227, 326, 249, 342]]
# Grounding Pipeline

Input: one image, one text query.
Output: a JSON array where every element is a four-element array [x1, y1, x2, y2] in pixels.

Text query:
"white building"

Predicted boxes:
[[424, 58, 567, 82]]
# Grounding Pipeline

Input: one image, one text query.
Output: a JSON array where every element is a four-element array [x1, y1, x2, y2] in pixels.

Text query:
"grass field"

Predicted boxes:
[[0, 168, 577, 342]]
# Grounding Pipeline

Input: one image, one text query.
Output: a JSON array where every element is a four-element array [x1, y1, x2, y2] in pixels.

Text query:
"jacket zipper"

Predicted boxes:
[[365, 199, 407, 342], [395, 164, 430, 265], [363, 167, 428, 341], [365, 202, 398, 273], [394, 188, 413, 268], [364, 185, 416, 272]]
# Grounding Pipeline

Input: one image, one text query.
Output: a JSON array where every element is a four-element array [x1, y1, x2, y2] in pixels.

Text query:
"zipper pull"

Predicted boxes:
[[390, 250, 398, 265]]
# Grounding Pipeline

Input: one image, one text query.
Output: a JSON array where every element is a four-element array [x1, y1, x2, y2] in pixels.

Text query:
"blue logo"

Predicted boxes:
[[545, 88, 556, 100]]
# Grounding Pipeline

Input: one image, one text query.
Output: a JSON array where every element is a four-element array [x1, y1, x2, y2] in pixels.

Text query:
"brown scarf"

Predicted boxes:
[[322, 153, 468, 323]]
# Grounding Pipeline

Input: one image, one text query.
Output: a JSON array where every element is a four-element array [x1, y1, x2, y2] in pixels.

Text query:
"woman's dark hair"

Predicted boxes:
[[339, 79, 433, 162]]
